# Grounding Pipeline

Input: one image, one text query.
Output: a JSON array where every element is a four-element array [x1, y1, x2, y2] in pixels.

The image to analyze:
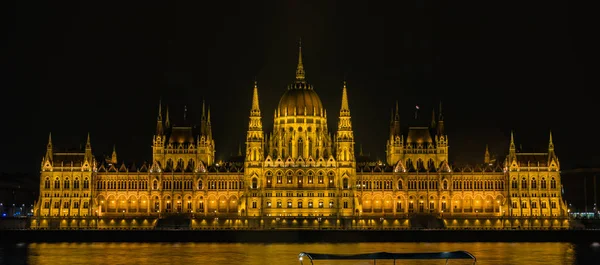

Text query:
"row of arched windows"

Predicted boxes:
[[44, 177, 89, 190], [511, 177, 557, 189]]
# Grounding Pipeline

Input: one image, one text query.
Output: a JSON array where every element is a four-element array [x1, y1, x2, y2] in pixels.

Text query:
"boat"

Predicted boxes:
[[298, 251, 476, 264]]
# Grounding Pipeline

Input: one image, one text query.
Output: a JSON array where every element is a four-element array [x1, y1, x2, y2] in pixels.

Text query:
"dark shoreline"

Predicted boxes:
[[1, 229, 599, 243]]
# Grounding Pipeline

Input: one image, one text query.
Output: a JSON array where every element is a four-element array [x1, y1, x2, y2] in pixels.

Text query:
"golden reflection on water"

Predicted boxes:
[[21, 242, 579, 265]]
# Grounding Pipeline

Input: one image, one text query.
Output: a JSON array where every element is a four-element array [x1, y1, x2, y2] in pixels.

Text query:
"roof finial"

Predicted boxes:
[[295, 38, 305, 81], [510, 130, 515, 150], [549, 130, 554, 149]]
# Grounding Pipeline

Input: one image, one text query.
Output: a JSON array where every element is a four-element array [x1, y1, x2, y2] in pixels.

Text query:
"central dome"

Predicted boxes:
[[276, 41, 324, 117], [278, 88, 323, 116]]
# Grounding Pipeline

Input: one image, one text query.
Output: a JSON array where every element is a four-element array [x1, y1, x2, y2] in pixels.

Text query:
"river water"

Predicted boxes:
[[1, 242, 599, 265]]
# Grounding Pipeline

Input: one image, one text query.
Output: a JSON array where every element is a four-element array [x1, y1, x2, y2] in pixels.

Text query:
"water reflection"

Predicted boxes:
[[0, 242, 598, 265]]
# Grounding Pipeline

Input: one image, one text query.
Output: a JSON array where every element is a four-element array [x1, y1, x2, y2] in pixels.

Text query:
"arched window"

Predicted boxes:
[[397, 180, 403, 190], [272, 149, 278, 158], [166, 159, 174, 170], [308, 138, 313, 158], [177, 159, 184, 171], [197, 180, 203, 190], [44, 178, 51, 189], [83, 178, 89, 189], [521, 178, 527, 189], [531, 178, 537, 189], [251, 178, 258, 189], [73, 178, 80, 189], [64, 178, 70, 189], [551, 178, 557, 189], [298, 138, 303, 158], [541, 178, 547, 189], [153, 180, 158, 190], [443, 180, 448, 190], [511, 178, 517, 189], [187, 159, 195, 171], [342, 178, 349, 189]]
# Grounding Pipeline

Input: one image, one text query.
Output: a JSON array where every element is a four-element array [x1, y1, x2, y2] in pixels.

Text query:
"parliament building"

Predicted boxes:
[[32, 45, 569, 229]]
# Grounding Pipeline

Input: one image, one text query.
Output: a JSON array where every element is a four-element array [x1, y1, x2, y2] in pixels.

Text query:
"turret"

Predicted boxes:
[[336, 81, 354, 163], [85, 133, 93, 164], [246, 81, 264, 163], [484, 144, 490, 164], [110, 145, 117, 165], [386, 101, 402, 165]]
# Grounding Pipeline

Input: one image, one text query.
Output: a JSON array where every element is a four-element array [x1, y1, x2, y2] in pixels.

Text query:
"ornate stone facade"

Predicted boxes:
[[32, 44, 569, 229]]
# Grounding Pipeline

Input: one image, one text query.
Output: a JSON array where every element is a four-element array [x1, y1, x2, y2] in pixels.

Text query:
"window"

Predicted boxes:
[[511, 179, 517, 189], [521, 202, 527, 208], [287, 202, 292, 208], [531, 178, 537, 189], [44, 178, 50, 189], [251, 178, 258, 189], [153, 180, 158, 190], [550, 178, 557, 189], [329, 201, 334, 208], [397, 180, 403, 190], [297, 202, 303, 208], [343, 201, 348, 208], [342, 178, 348, 189], [54, 178, 60, 189], [541, 178, 547, 189], [83, 178, 89, 189], [266, 176, 272, 188], [318, 202, 324, 208], [277, 202, 282, 208], [521, 178, 527, 189], [267, 201, 272, 208], [252, 201, 257, 208]]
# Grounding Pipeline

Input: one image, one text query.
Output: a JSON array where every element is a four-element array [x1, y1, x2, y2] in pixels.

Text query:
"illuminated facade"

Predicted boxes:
[[33, 45, 568, 228]]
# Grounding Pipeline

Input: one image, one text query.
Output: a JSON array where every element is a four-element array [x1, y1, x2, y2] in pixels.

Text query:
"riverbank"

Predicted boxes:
[[1, 229, 599, 243]]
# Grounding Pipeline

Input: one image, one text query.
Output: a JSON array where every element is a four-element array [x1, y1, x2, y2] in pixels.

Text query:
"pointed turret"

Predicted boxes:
[[165, 105, 171, 129], [110, 145, 117, 165], [156, 99, 164, 135], [207, 105, 212, 139], [336, 81, 354, 163], [437, 101, 445, 136], [484, 144, 490, 164], [548, 130, 554, 151], [295, 39, 305, 82], [246, 81, 264, 163], [45, 132, 53, 162]]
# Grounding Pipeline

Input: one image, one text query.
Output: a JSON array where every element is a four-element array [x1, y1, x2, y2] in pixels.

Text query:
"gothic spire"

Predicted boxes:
[[340, 81, 350, 116], [156, 99, 164, 135], [111, 145, 117, 164], [510, 130, 516, 150], [251, 81, 261, 116], [165, 105, 170, 129], [549, 130, 554, 149], [295, 39, 305, 81]]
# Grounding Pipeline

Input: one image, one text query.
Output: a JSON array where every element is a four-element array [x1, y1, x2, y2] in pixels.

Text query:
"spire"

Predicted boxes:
[[340, 81, 350, 115], [86, 132, 91, 148], [337, 81, 353, 131], [207, 105, 211, 125], [111, 145, 117, 164], [484, 144, 490, 164], [395, 101, 400, 121], [201, 100, 206, 121], [431, 109, 437, 128], [165, 105, 170, 128], [156, 99, 164, 135], [438, 101, 444, 121], [549, 130, 554, 149], [436, 101, 445, 136], [510, 130, 516, 150], [45, 132, 53, 162], [157, 99, 162, 120], [295, 39, 306, 81], [47, 132, 52, 149], [251, 81, 261, 116]]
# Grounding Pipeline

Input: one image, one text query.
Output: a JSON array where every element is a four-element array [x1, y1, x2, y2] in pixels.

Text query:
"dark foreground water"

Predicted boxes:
[[1, 242, 600, 265]]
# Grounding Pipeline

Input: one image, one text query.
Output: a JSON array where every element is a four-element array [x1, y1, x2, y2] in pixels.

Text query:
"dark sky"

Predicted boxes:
[[6, 0, 597, 177]]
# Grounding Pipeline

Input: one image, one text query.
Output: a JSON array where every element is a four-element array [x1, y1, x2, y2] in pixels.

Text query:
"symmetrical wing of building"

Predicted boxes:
[[34, 45, 568, 228]]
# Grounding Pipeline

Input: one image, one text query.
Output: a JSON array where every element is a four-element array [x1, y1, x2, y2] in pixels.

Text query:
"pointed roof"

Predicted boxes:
[[251, 81, 261, 116], [295, 39, 305, 81], [340, 81, 350, 116]]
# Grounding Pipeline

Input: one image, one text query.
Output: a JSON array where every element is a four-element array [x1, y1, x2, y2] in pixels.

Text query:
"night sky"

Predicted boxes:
[[7, 1, 596, 177]]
